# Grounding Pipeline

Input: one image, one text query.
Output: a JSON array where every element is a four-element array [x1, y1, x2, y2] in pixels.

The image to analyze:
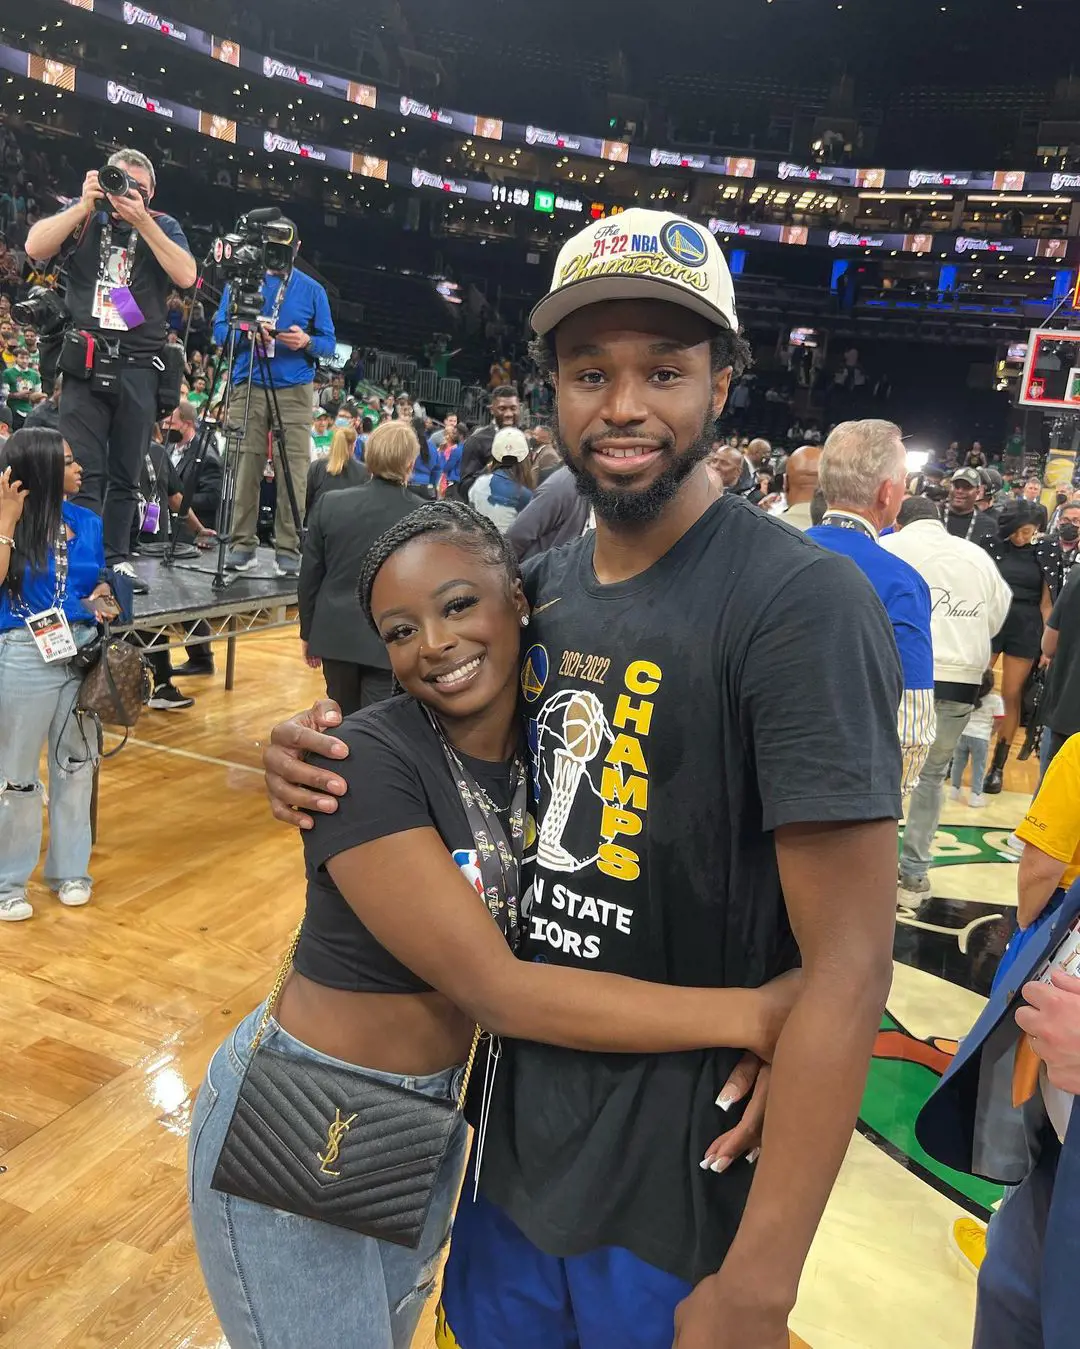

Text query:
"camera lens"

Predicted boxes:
[[98, 164, 131, 196]]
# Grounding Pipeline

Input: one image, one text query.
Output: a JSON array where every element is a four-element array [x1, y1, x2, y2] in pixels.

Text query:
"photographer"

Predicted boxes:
[[25, 150, 195, 589], [213, 220, 335, 578]]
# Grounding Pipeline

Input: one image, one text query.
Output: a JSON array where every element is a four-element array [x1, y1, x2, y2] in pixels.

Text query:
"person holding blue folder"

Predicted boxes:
[[917, 732, 1080, 1349]]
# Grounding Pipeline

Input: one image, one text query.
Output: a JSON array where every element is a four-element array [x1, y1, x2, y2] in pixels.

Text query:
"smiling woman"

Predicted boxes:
[[188, 497, 804, 1349]]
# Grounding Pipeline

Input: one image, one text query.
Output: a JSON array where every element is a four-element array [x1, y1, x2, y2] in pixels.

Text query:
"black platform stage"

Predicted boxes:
[[117, 547, 299, 690]]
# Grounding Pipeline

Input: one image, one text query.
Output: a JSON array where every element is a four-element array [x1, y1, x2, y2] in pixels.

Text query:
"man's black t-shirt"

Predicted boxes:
[[64, 209, 192, 358], [300, 696, 522, 993], [1044, 569, 1080, 735], [944, 507, 997, 546], [480, 495, 904, 1284]]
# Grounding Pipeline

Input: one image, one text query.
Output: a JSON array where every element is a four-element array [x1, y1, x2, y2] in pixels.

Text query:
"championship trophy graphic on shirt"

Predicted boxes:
[[535, 689, 611, 870]]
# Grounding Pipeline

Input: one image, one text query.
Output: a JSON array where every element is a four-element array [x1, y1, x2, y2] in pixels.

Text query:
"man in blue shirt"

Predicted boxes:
[[213, 222, 335, 577], [807, 419, 936, 797]]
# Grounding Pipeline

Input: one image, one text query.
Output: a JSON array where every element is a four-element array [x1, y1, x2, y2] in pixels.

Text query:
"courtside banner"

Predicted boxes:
[[9, 33, 1075, 261], [57, 0, 1080, 196]]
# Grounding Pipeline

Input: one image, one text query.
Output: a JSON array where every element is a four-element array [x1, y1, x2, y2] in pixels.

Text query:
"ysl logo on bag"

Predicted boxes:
[[317, 1108, 358, 1176]]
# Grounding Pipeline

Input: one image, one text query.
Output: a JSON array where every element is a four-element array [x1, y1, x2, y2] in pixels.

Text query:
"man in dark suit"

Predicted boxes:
[[165, 400, 223, 543], [298, 426, 423, 714]]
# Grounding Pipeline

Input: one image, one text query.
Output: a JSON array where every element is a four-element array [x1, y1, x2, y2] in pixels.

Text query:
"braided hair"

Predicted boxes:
[[358, 499, 522, 632]]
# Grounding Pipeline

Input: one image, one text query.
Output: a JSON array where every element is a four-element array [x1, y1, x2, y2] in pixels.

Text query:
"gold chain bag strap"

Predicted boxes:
[[208, 705, 527, 1252], [211, 919, 482, 1249]]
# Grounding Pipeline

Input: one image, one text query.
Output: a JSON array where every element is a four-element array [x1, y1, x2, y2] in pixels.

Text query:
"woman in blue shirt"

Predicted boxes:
[[407, 431, 441, 500], [0, 428, 115, 921]]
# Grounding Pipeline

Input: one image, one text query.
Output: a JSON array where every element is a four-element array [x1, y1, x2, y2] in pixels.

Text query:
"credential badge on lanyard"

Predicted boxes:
[[92, 218, 145, 331], [20, 529, 76, 663], [140, 451, 161, 535], [254, 272, 291, 362]]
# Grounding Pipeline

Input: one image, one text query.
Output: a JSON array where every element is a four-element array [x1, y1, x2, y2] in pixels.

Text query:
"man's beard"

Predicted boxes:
[[556, 405, 715, 527]]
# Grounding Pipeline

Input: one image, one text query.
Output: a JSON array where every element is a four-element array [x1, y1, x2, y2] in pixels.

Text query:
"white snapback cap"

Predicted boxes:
[[491, 427, 531, 463], [531, 209, 738, 336]]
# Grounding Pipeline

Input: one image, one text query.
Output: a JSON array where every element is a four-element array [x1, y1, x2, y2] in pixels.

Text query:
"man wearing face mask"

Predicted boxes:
[[161, 402, 223, 541], [214, 220, 336, 578], [1044, 500, 1080, 593], [135, 402, 221, 701], [25, 149, 196, 588]]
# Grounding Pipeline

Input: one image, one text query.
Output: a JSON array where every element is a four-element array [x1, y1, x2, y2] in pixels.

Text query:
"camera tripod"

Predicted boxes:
[[163, 307, 303, 590]]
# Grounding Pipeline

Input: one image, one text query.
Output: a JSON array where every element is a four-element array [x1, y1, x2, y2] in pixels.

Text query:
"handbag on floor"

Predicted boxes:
[[210, 711, 528, 1248]]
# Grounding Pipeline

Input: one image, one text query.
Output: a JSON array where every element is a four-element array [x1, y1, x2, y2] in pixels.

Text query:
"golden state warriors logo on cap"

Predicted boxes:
[[660, 220, 708, 268]]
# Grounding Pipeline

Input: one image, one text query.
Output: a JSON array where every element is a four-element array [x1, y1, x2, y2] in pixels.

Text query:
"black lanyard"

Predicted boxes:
[[143, 450, 159, 495], [821, 511, 877, 540], [13, 526, 68, 619], [944, 508, 977, 541], [98, 216, 138, 287], [425, 707, 527, 950]]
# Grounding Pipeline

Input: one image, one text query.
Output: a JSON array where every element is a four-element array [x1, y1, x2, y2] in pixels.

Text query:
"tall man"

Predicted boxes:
[[457, 384, 521, 498], [263, 210, 902, 1348], [884, 495, 1012, 904], [216, 221, 335, 577], [26, 149, 196, 584], [808, 420, 937, 795]]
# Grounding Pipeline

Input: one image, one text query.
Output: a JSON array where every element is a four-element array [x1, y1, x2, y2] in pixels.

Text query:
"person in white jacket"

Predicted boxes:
[[883, 494, 1013, 905]]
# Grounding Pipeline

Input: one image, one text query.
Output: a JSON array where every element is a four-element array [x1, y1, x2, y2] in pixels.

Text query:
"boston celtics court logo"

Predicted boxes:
[[863, 823, 1018, 1216]]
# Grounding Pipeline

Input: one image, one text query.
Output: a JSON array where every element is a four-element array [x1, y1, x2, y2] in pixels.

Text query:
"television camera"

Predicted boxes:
[[210, 208, 297, 323]]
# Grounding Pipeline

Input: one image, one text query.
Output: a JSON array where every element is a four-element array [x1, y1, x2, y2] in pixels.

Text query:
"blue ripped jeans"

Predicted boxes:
[[0, 622, 98, 901], [188, 1003, 469, 1349]]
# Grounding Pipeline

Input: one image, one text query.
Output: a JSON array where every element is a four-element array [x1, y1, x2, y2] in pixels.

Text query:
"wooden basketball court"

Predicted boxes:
[[0, 627, 1015, 1347]]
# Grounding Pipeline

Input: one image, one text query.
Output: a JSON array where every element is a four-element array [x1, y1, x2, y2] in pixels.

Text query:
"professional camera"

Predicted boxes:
[[97, 163, 138, 198], [13, 284, 68, 337], [211, 208, 297, 322], [13, 285, 69, 395]]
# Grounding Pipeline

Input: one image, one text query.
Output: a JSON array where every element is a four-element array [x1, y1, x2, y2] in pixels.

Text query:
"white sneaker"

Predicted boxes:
[[897, 874, 932, 908], [948, 787, 962, 801], [0, 895, 33, 921], [968, 792, 987, 808], [56, 880, 92, 907]]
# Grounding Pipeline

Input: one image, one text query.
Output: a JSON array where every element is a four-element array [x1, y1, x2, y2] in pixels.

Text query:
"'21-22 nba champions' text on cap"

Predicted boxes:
[[530, 209, 739, 336]]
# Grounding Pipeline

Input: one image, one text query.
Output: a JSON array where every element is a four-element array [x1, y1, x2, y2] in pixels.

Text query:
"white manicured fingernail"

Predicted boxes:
[[715, 1091, 736, 1110], [747, 1148, 760, 1165], [710, 1157, 730, 1174], [699, 1156, 713, 1170]]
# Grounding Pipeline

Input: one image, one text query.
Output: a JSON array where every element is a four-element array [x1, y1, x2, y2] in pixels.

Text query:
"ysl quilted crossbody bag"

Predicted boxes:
[[210, 711, 527, 1250]]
